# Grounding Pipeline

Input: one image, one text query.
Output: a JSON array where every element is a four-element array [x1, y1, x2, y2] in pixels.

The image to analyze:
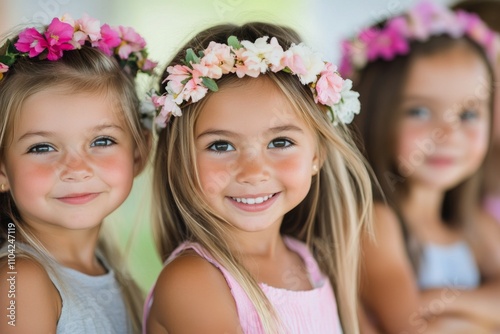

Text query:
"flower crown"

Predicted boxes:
[[152, 35, 360, 127], [339, 0, 500, 77], [0, 14, 157, 81]]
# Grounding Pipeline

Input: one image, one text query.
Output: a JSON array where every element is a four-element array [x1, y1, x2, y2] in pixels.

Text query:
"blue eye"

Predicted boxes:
[[460, 109, 479, 121], [407, 107, 431, 119], [27, 144, 55, 154], [208, 141, 235, 152], [268, 138, 293, 149], [91, 137, 116, 147]]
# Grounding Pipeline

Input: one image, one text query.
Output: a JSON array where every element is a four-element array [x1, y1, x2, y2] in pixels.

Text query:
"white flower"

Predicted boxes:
[[332, 79, 360, 124], [282, 43, 324, 84]]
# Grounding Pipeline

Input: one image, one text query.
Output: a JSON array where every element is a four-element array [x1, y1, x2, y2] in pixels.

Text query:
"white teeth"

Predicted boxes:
[[232, 193, 274, 205]]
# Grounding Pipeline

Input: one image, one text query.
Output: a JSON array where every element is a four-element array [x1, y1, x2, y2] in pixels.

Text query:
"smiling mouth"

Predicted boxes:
[[230, 193, 276, 205]]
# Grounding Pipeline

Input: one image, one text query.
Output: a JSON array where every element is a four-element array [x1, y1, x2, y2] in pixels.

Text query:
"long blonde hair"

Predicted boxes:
[[0, 45, 149, 333], [152, 22, 373, 333]]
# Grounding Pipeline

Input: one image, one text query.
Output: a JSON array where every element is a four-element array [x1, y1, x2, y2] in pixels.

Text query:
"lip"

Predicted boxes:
[[56, 193, 100, 205], [227, 192, 280, 212], [426, 156, 456, 167]]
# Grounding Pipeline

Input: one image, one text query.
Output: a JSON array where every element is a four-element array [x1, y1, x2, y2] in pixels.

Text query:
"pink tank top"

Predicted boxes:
[[143, 236, 342, 333]]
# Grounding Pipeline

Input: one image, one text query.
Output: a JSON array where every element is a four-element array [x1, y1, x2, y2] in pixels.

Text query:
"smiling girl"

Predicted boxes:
[[0, 15, 154, 333], [143, 22, 373, 334]]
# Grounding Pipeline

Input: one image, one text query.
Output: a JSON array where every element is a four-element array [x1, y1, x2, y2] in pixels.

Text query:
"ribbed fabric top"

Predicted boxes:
[[417, 241, 480, 290], [143, 236, 342, 333], [7, 243, 130, 334]]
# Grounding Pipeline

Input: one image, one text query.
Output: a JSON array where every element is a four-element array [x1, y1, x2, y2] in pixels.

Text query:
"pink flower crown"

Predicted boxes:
[[339, 0, 500, 78], [151, 35, 360, 127], [0, 14, 157, 81]]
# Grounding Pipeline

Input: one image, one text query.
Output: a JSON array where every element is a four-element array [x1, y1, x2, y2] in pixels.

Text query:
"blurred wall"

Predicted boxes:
[[0, 0, 455, 292]]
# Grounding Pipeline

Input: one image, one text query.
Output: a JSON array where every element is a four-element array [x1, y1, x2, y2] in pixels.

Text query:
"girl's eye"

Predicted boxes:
[[208, 141, 235, 152], [460, 109, 479, 121], [91, 137, 116, 147], [27, 144, 55, 154], [407, 106, 431, 119], [268, 138, 293, 149]]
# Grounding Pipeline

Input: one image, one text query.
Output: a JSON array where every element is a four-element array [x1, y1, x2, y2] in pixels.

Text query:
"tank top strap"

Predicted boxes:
[[283, 236, 324, 286], [143, 241, 254, 334]]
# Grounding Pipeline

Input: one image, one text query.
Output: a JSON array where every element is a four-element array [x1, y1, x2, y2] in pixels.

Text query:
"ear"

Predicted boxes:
[[311, 145, 326, 176], [133, 129, 152, 176], [0, 160, 10, 192]]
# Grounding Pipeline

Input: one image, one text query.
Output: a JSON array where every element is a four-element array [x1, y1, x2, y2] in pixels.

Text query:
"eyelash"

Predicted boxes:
[[268, 137, 294, 149], [27, 143, 55, 154], [206, 137, 295, 154], [26, 136, 117, 154], [90, 136, 117, 147]]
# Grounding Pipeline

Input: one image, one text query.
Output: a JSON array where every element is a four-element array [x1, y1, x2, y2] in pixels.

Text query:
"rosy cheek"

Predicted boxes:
[[199, 161, 231, 197]]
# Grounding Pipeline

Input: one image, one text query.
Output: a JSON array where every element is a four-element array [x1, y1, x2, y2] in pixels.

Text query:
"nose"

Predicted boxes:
[[438, 113, 461, 142], [235, 148, 269, 185], [58, 151, 93, 182]]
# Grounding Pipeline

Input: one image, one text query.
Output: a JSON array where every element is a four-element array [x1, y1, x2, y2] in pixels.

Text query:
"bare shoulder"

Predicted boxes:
[[0, 256, 60, 333], [363, 202, 410, 265], [368, 202, 405, 244], [360, 203, 421, 333], [146, 250, 241, 334]]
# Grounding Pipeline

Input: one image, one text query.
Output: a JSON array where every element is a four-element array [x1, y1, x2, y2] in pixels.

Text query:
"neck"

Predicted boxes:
[[26, 223, 104, 275], [401, 185, 445, 226]]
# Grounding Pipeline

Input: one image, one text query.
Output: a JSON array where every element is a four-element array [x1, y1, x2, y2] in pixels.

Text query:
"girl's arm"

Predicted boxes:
[[357, 303, 381, 334], [145, 252, 243, 334], [360, 203, 425, 334], [419, 211, 500, 328], [0, 257, 60, 333]]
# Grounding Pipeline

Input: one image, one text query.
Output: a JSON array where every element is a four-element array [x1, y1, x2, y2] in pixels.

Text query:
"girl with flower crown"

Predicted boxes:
[[0, 15, 155, 333], [143, 22, 372, 334], [340, 1, 500, 333]]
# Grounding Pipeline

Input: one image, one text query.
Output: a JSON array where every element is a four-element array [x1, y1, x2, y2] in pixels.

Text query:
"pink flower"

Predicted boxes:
[[141, 58, 158, 72], [116, 26, 146, 59], [458, 12, 495, 46], [282, 43, 324, 84], [315, 62, 343, 106], [73, 14, 101, 45], [0, 63, 8, 80], [362, 25, 408, 61], [44, 18, 75, 60], [166, 65, 193, 95], [15, 28, 48, 57], [233, 48, 259, 78], [154, 94, 182, 127], [202, 42, 234, 77], [408, 0, 462, 40], [182, 78, 208, 103], [94, 24, 121, 56]]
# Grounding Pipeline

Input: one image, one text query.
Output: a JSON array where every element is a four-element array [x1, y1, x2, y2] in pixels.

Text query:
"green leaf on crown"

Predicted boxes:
[[227, 36, 242, 50], [185, 48, 200, 66], [202, 77, 218, 92]]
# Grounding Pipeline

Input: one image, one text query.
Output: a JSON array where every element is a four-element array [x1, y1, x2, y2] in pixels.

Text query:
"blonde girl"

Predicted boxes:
[[0, 15, 155, 333], [144, 22, 372, 333]]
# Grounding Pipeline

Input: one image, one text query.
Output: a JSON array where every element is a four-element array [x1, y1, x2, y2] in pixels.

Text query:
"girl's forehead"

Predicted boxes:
[[197, 78, 305, 128], [14, 88, 126, 131]]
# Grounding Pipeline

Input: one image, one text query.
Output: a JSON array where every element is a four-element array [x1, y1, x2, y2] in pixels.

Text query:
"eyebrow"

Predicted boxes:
[[17, 124, 125, 142], [196, 124, 304, 139]]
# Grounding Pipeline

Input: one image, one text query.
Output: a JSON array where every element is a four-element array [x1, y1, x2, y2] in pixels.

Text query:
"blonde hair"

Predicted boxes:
[[0, 45, 149, 333], [152, 22, 372, 333]]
